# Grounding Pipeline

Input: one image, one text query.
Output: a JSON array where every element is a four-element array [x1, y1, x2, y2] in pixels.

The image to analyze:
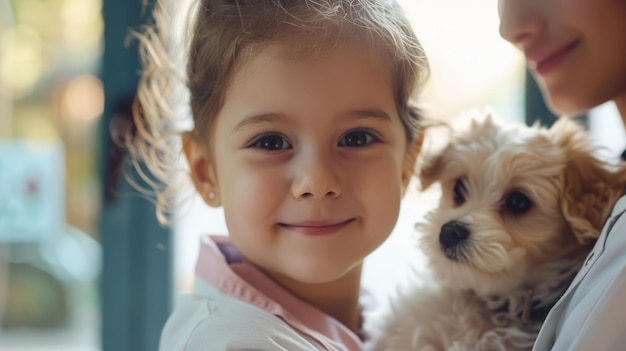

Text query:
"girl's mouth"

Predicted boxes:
[[278, 218, 355, 236]]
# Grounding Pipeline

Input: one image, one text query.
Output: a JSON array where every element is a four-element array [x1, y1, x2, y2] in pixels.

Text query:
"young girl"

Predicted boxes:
[[130, 0, 429, 350], [498, 1, 626, 350]]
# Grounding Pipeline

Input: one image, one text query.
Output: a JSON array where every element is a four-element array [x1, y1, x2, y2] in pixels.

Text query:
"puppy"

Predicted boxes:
[[370, 113, 626, 351]]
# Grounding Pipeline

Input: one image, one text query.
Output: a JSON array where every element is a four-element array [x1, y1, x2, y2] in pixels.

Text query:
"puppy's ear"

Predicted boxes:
[[418, 145, 447, 191], [415, 114, 457, 191], [553, 119, 626, 244]]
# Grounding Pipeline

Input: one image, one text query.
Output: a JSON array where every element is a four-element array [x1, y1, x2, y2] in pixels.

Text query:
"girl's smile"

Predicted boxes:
[[278, 218, 356, 236]]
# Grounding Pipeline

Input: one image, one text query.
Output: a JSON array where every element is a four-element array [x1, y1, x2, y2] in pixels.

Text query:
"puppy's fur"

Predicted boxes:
[[370, 114, 626, 351]]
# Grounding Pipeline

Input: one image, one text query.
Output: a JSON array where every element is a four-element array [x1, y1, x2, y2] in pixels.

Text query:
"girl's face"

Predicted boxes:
[[189, 41, 415, 285], [498, 0, 626, 115]]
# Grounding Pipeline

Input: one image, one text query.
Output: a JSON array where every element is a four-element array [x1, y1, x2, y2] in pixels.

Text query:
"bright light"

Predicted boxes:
[[60, 75, 104, 122], [0, 25, 44, 98], [399, 0, 524, 117], [61, 0, 103, 59]]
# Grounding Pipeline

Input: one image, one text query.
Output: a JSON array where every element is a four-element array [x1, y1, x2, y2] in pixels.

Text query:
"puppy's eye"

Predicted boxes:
[[452, 179, 466, 205], [506, 191, 532, 214]]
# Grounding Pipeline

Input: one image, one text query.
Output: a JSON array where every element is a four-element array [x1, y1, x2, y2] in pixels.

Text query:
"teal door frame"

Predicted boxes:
[[98, 1, 172, 350], [525, 70, 557, 126], [524, 69, 586, 127]]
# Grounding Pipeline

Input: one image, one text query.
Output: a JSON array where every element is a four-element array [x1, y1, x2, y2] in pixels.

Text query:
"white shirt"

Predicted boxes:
[[159, 235, 368, 351], [533, 195, 626, 350]]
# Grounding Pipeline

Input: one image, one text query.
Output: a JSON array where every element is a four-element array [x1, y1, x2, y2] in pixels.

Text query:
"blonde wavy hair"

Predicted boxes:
[[128, 0, 430, 224]]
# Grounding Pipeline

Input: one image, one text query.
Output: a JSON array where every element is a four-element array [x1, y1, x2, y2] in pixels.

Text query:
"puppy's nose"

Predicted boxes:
[[439, 221, 470, 248]]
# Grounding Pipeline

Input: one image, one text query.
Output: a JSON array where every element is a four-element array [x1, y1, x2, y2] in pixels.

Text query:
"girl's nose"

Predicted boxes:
[[498, 0, 544, 48], [291, 153, 342, 200]]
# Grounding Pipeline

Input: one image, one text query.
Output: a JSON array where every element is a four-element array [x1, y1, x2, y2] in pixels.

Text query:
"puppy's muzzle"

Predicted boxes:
[[440, 221, 470, 250]]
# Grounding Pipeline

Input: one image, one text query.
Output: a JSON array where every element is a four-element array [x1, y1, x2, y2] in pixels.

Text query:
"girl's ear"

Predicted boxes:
[[183, 132, 222, 207], [401, 130, 424, 192]]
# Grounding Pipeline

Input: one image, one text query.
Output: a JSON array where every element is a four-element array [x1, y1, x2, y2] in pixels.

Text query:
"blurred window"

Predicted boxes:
[[0, 0, 103, 350]]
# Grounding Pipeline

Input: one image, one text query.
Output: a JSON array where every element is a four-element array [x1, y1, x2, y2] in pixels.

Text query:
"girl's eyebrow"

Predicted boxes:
[[233, 108, 392, 133], [352, 108, 392, 123], [233, 113, 286, 133]]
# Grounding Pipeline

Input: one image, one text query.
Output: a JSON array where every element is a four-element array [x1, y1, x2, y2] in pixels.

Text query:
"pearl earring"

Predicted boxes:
[[208, 191, 216, 200]]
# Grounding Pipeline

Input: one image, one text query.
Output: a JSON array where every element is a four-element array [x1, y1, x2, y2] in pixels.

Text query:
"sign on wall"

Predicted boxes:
[[0, 140, 65, 242]]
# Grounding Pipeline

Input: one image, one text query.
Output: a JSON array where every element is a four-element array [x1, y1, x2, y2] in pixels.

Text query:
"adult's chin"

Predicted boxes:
[[541, 88, 594, 118]]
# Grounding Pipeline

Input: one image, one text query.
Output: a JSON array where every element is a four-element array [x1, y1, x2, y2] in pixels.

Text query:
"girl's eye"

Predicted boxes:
[[250, 134, 292, 151], [452, 178, 466, 205], [339, 130, 379, 147]]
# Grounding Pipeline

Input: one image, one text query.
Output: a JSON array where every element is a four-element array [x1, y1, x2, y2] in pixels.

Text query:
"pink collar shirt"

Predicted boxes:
[[159, 235, 370, 351]]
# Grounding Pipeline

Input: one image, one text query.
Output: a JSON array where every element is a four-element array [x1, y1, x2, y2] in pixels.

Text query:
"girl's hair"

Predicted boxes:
[[129, 0, 430, 223]]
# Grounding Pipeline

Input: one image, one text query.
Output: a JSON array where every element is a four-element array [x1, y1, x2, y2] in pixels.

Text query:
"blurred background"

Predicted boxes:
[[0, 0, 623, 350]]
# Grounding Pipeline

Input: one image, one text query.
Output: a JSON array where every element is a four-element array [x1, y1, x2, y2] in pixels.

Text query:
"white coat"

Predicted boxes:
[[533, 195, 626, 350]]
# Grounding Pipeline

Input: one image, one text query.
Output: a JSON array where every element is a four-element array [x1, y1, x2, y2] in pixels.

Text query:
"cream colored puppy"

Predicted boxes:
[[371, 113, 626, 351]]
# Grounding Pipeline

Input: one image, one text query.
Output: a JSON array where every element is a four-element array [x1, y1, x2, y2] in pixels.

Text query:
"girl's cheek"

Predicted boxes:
[[231, 167, 285, 203]]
